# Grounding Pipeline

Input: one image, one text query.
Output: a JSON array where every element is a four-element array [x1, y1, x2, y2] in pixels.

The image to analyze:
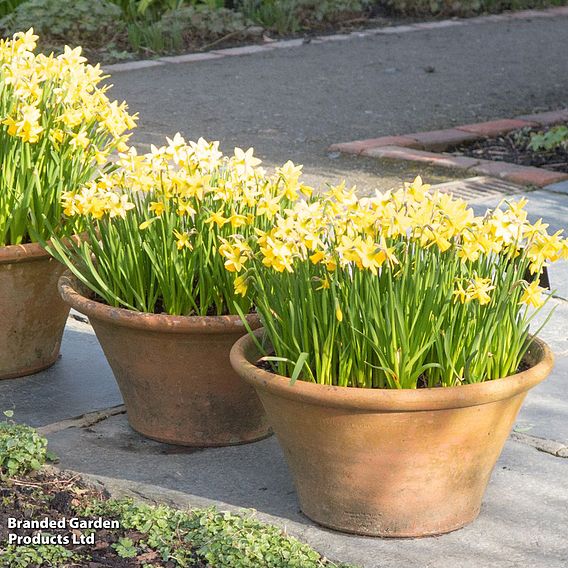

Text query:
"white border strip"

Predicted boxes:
[[103, 6, 568, 73]]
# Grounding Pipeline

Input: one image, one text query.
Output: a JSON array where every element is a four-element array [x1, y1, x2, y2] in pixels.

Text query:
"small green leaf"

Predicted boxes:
[[260, 356, 289, 363], [46, 450, 59, 463], [290, 352, 309, 385]]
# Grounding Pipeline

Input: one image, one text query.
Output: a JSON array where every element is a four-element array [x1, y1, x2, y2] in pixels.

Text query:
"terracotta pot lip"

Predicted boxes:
[[58, 270, 259, 334], [0, 233, 82, 265], [230, 329, 554, 411], [0, 240, 50, 264]]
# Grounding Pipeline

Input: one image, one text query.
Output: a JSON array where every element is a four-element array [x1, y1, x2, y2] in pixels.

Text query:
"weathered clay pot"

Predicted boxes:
[[59, 272, 270, 446], [0, 242, 70, 379], [230, 330, 554, 537]]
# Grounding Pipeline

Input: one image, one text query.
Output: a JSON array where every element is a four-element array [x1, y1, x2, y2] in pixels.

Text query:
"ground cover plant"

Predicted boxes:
[[529, 124, 568, 154], [453, 123, 568, 174], [385, 0, 566, 17], [0, 0, 383, 60], [2, 0, 566, 62], [0, 0, 124, 51], [0, 417, 355, 567], [224, 177, 567, 388], [0, 29, 136, 246]]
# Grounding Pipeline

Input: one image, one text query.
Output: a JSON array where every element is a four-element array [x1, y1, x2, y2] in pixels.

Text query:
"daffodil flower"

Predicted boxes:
[[519, 280, 545, 308]]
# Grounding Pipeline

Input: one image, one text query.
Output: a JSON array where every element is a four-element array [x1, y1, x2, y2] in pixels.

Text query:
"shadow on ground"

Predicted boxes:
[[0, 322, 122, 427]]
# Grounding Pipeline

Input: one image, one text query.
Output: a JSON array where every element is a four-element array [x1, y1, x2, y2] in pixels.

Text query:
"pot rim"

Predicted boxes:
[[230, 328, 554, 411], [58, 270, 258, 334], [0, 240, 51, 265]]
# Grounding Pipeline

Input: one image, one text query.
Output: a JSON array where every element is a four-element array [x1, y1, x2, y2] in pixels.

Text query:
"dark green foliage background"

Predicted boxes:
[[0, 0, 565, 57]]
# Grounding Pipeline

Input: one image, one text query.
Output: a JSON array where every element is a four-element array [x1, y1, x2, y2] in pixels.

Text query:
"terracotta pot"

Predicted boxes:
[[0, 242, 70, 379], [230, 330, 554, 537], [58, 272, 270, 447]]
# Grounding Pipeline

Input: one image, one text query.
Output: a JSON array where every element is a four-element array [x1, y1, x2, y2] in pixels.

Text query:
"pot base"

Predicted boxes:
[[127, 418, 273, 448], [0, 352, 60, 381], [301, 506, 480, 538]]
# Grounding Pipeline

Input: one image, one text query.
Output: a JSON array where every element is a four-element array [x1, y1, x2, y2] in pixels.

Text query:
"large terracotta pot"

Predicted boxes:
[[230, 330, 554, 537], [0, 242, 70, 379], [59, 272, 270, 447]]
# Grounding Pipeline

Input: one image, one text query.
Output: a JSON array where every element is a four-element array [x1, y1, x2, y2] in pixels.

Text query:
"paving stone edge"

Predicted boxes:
[[61, 468, 317, 545], [331, 108, 568, 188], [102, 6, 568, 74]]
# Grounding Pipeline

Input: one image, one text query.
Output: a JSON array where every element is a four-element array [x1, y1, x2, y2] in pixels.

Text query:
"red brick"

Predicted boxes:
[[506, 170, 568, 187], [516, 109, 568, 126], [316, 34, 351, 42], [329, 136, 420, 155], [472, 160, 568, 187], [457, 119, 536, 137], [472, 160, 527, 177], [406, 129, 480, 151], [469, 14, 507, 23], [103, 60, 164, 73], [270, 39, 305, 49], [363, 146, 480, 169]]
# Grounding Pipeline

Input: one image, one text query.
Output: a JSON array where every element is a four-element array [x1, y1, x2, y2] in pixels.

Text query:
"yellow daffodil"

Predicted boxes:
[[107, 194, 135, 219], [467, 276, 495, 305], [176, 200, 196, 218], [335, 300, 343, 322], [234, 274, 249, 297], [173, 230, 192, 250], [232, 147, 262, 179], [205, 210, 229, 228], [309, 251, 325, 265], [519, 280, 546, 308], [453, 281, 468, 304], [149, 202, 166, 216]]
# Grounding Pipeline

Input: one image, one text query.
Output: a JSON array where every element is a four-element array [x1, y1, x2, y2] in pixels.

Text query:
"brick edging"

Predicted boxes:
[[329, 109, 568, 188], [102, 6, 568, 74]]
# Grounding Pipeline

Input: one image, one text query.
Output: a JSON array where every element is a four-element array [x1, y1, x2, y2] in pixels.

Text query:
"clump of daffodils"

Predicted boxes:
[[49, 134, 312, 316], [225, 177, 567, 388], [0, 29, 137, 245]]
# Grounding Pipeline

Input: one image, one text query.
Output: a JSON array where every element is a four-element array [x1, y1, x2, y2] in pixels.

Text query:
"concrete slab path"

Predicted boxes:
[[108, 12, 568, 192]]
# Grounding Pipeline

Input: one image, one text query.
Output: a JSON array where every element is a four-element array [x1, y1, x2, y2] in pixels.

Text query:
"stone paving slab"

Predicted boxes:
[[47, 420, 568, 568], [48, 414, 297, 519], [0, 318, 122, 427], [545, 180, 568, 195], [515, 355, 568, 445]]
